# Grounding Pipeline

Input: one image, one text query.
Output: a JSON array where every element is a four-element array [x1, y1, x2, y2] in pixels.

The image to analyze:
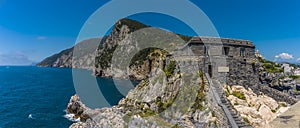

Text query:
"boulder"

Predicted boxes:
[[227, 95, 248, 106], [258, 104, 276, 122], [259, 95, 278, 110], [235, 105, 261, 119], [227, 85, 288, 128]]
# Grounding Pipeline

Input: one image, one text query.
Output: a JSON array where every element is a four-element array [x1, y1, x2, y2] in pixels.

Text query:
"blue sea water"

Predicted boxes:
[[0, 66, 136, 128]]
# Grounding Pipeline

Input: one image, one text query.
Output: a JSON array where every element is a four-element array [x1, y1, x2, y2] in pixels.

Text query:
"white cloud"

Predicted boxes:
[[297, 58, 300, 62], [275, 53, 293, 60], [36, 36, 47, 40]]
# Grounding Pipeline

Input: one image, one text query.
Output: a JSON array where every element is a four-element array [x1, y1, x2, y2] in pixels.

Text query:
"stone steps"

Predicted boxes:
[[211, 79, 252, 128]]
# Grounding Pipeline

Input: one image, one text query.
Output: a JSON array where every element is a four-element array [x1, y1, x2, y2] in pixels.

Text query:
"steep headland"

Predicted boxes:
[[38, 18, 300, 128], [37, 38, 101, 69]]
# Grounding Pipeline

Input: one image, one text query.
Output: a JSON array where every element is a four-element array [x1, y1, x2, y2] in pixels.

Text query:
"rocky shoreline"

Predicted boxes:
[[36, 18, 300, 127], [65, 68, 227, 128]]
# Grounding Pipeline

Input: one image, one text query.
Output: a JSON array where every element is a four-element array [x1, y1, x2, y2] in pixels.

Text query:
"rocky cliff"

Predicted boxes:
[[257, 57, 299, 104], [66, 69, 228, 128], [64, 19, 227, 127], [93, 19, 192, 80], [38, 19, 191, 80], [37, 18, 300, 127], [37, 38, 101, 69]]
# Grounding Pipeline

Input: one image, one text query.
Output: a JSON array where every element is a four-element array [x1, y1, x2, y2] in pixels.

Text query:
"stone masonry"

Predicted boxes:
[[172, 36, 258, 88]]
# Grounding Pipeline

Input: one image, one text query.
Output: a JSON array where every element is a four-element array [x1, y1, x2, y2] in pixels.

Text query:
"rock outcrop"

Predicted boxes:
[[38, 18, 191, 80], [66, 63, 227, 127], [225, 85, 290, 128], [36, 18, 299, 127]]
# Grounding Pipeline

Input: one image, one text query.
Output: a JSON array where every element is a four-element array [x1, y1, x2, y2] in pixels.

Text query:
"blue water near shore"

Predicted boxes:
[[0, 66, 136, 128]]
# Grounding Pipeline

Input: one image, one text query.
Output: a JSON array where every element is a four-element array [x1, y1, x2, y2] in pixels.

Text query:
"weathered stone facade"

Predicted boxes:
[[172, 37, 258, 88]]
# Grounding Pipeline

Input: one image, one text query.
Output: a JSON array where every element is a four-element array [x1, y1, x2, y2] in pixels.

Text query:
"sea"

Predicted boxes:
[[0, 66, 137, 128]]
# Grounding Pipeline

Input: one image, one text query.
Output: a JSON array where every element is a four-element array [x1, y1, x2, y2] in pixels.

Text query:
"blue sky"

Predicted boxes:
[[0, 0, 299, 65]]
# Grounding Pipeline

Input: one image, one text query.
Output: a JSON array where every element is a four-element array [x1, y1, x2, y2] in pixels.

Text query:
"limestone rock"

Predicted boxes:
[[258, 104, 276, 121], [228, 95, 248, 106], [259, 95, 278, 110], [235, 105, 261, 119], [69, 122, 87, 128], [226, 85, 289, 128]]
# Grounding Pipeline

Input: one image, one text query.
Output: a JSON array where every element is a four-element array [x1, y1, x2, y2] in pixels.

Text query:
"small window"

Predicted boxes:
[[204, 46, 209, 55], [223, 47, 230, 56], [240, 48, 246, 57]]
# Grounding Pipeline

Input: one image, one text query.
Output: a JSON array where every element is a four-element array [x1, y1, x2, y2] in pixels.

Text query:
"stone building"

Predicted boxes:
[[172, 37, 258, 87]]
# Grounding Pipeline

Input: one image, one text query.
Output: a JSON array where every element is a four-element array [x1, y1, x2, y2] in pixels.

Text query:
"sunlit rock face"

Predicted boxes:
[[225, 85, 289, 128]]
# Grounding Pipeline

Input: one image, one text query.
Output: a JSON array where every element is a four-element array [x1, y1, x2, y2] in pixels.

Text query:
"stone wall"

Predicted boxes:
[[187, 37, 255, 58], [185, 37, 256, 83], [258, 85, 298, 105], [225, 57, 259, 88]]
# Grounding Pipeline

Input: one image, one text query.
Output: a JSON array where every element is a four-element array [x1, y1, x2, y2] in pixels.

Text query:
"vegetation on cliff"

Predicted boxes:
[[38, 18, 192, 72], [258, 57, 284, 73]]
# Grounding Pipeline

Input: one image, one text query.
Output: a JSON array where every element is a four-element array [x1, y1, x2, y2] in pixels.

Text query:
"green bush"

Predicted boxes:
[[140, 109, 156, 117], [258, 57, 276, 65], [259, 57, 283, 73], [164, 61, 176, 77], [191, 71, 206, 111], [279, 102, 288, 107], [264, 64, 283, 73], [130, 48, 155, 66], [243, 117, 250, 124], [279, 76, 286, 79], [289, 75, 300, 79], [232, 91, 246, 100]]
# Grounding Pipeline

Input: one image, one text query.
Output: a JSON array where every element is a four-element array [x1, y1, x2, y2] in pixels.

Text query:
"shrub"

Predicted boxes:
[[225, 90, 230, 97], [279, 102, 288, 107], [164, 61, 176, 77], [243, 117, 250, 124], [140, 109, 155, 117], [259, 58, 283, 73], [289, 75, 300, 79], [191, 71, 206, 111], [232, 91, 246, 100], [279, 76, 286, 79]]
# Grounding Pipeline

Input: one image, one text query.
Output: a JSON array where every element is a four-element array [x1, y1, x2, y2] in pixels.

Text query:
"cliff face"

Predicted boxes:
[[37, 18, 299, 127], [37, 47, 73, 68], [64, 20, 227, 127], [256, 57, 299, 104], [66, 64, 227, 127], [37, 38, 101, 69], [93, 19, 151, 79], [37, 19, 158, 79], [38, 19, 191, 80]]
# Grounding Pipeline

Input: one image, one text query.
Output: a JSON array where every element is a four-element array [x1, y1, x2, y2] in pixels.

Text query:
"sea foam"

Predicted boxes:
[[64, 113, 80, 122], [28, 114, 34, 119]]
